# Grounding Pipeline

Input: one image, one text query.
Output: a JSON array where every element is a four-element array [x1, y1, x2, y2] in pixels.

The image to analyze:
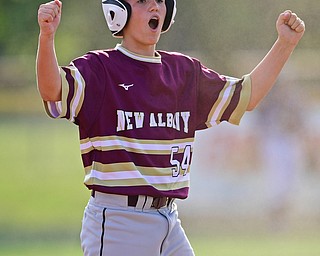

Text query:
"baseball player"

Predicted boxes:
[[36, 0, 305, 255]]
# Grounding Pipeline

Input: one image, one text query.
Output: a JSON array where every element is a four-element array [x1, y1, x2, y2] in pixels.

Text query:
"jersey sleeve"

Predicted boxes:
[[43, 52, 106, 126], [43, 65, 85, 123], [196, 62, 252, 129]]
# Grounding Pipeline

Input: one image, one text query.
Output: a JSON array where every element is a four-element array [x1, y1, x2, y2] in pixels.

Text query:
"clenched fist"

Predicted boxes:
[[276, 10, 305, 46], [38, 0, 62, 38]]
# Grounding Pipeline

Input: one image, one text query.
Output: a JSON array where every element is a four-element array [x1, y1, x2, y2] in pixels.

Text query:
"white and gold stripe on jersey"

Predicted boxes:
[[80, 136, 194, 190], [80, 136, 194, 155], [43, 64, 85, 123], [84, 162, 190, 191], [206, 74, 251, 127]]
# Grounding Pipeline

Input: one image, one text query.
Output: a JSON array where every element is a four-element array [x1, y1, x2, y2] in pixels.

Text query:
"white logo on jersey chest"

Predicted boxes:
[[118, 83, 134, 91]]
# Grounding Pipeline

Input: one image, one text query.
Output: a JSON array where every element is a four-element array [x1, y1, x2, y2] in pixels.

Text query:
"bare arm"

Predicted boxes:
[[247, 10, 305, 111], [36, 0, 62, 102]]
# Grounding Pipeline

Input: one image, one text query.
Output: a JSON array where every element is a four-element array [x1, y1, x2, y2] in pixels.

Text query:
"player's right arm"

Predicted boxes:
[[36, 0, 62, 102]]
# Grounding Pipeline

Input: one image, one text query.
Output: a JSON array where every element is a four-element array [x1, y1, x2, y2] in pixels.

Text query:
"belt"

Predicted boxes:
[[91, 190, 172, 209], [128, 195, 172, 209]]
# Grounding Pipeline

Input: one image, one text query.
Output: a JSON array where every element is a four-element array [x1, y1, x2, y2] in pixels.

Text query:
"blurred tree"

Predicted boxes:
[[0, 1, 42, 55], [0, 0, 319, 75]]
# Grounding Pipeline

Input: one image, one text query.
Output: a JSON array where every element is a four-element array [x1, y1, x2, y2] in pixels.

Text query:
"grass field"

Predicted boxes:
[[1, 234, 320, 255], [1, 115, 320, 255]]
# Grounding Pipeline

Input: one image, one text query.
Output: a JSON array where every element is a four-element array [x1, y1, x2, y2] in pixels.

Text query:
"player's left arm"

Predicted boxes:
[[247, 10, 305, 111]]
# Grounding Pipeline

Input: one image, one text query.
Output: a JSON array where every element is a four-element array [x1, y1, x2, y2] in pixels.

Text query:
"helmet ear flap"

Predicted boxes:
[[102, 0, 132, 38], [102, 0, 176, 37], [162, 0, 177, 33]]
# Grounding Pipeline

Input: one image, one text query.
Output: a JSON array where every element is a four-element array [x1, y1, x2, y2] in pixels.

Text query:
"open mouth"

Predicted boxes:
[[148, 17, 159, 30]]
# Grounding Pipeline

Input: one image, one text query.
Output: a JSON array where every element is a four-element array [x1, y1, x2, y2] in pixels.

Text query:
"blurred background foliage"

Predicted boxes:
[[0, 0, 320, 90], [1, 0, 320, 70], [1, 0, 320, 255], [1, 0, 320, 103]]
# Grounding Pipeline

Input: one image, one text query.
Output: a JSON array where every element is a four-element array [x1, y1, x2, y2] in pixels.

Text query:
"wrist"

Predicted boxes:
[[39, 32, 55, 43], [275, 37, 297, 53]]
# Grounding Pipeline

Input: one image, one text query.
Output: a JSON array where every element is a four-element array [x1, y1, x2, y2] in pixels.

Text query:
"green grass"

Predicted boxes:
[[1, 115, 320, 255], [1, 234, 320, 256], [0, 115, 87, 230], [191, 234, 320, 256], [0, 241, 81, 256]]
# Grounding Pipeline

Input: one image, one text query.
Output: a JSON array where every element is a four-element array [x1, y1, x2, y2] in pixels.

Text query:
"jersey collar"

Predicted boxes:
[[115, 44, 161, 64]]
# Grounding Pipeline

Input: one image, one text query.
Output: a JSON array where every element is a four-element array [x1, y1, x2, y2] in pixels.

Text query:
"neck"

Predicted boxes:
[[121, 40, 157, 57]]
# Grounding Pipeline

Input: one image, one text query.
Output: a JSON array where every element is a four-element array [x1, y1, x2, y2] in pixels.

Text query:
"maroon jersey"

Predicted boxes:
[[44, 44, 251, 199]]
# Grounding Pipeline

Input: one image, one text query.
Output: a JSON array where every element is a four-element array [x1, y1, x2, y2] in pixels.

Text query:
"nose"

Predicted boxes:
[[149, 0, 160, 11]]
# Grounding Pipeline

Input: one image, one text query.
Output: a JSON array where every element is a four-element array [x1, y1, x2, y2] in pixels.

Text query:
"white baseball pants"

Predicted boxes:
[[80, 192, 195, 256]]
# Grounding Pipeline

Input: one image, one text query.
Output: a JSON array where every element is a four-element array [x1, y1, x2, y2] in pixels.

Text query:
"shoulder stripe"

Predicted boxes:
[[206, 75, 251, 126], [42, 65, 86, 122], [228, 74, 251, 124], [66, 63, 86, 122], [206, 77, 237, 126], [59, 67, 70, 118]]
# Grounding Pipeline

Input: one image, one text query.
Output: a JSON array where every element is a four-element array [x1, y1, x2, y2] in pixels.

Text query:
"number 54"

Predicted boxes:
[[170, 145, 192, 177]]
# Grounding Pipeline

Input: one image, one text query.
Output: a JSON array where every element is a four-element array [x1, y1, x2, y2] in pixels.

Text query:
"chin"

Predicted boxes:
[[146, 35, 161, 45]]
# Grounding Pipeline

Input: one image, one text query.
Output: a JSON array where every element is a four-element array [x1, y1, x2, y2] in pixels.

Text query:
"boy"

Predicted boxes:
[[36, 0, 305, 255]]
